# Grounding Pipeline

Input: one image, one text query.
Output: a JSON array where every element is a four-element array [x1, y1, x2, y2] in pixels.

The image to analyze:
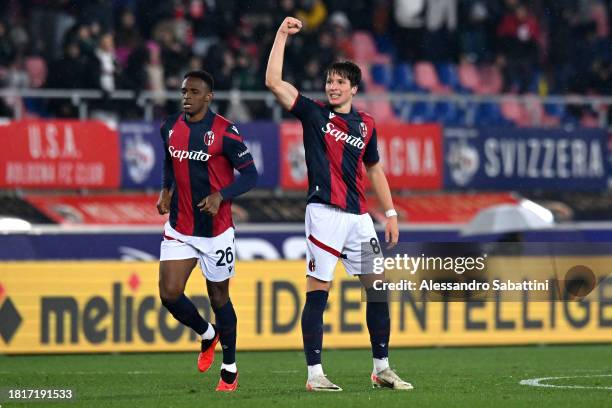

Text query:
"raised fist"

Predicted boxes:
[[279, 17, 303, 35]]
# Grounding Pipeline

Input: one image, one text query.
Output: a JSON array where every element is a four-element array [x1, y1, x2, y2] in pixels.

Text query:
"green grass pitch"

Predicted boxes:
[[1, 345, 611, 407]]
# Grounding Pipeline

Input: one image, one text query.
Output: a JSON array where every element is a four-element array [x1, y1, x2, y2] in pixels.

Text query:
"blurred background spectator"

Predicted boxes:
[[0, 0, 610, 124]]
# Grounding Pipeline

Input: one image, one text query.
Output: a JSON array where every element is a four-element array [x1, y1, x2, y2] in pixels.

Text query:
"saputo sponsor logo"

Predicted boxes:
[[40, 282, 210, 345], [168, 146, 211, 162], [321, 122, 365, 149]]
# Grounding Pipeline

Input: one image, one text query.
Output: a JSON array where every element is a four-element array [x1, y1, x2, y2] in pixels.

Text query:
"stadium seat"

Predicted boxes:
[[370, 63, 393, 87], [391, 63, 419, 92], [475, 65, 503, 94], [580, 113, 600, 127], [358, 83, 398, 121], [414, 61, 451, 94], [436, 63, 467, 93], [369, 99, 397, 122], [435, 101, 467, 126], [352, 31, 378, 63], [523, 96, 561, 127], [458, 62, 480, 93], [474, 102, 510, 126], [409, 101, 436, 123], [500, 99, 530, 127], [544, 102, 566, 118], [360, 63, 375, 90]]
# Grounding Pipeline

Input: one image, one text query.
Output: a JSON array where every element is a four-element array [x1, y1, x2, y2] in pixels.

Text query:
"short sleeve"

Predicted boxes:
[[289, 94, 319, 121], [222, 124, 255, 170], [363, 127, 380, 164]]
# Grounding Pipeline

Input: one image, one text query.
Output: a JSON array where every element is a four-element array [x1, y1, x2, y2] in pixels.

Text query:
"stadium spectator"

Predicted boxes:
[[93, 32, 118, 94], [114, 8, 142, 68], [424, 0, 458, 61], [392, 0, 425, 61], [45, 41, 88, 117], [459, 0, 501, 63], [496, 3, 541, 92], [0, 0, 610, 122], [155, 23, 189, 90], [0, 21, 16, 67], [329, 11, 355, 60], [296, 0, 328, 32]]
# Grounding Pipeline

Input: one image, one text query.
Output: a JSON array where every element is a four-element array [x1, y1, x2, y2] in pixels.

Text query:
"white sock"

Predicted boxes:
[[307, 364, 324, 379], [373, 357, 389, 373], [201, 323, 215, 340], [221, 362, 237, 373]]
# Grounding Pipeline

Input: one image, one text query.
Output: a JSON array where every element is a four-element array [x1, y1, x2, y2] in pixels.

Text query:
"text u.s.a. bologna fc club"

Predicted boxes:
[[161, 110, 254, 237], [290, 94, 380, 214]]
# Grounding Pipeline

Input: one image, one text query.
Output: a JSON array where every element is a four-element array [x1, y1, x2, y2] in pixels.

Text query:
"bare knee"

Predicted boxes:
[[159, 281, 185, 304], [207, 282, 229, 310], [158, 259, 195, 304]]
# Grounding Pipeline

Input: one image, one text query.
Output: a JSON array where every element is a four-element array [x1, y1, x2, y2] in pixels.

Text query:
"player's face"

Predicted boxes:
[[181, 77, 212, 117], [325, 72, 357, 109]]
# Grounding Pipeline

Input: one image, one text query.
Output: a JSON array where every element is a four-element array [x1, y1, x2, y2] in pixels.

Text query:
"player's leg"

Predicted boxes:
[[159, 240, 217, 372], [302, 275, 332, 390], [344, 214, 413, 390], [206, 278, 238, 391], [199, 227, 238, 391], [302, 204, 347, 391]]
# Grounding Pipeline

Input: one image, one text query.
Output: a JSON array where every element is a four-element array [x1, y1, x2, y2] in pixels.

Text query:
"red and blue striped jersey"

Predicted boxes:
[[161, 110, 254, 237], [290, 94, 379, 214]]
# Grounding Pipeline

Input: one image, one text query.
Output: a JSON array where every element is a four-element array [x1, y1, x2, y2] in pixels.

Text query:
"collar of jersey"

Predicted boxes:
[[327, 104, 357, 119], [182, 108, 215, 127]]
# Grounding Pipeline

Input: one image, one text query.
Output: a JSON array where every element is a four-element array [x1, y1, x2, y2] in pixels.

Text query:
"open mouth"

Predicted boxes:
[[183, 104, 193, 110]]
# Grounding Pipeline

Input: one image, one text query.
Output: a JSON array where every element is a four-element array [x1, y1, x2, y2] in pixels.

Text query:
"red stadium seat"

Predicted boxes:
[[501, 99, 530, 126], [475, 65, 503, 95], [352, 31, 378, 63], [458, 62, 480, 93], [414, 61, 451, 94]]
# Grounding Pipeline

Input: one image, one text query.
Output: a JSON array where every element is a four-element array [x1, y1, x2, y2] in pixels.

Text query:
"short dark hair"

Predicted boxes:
[[325, 61, 362, 88], [183, 70, 214, 92]]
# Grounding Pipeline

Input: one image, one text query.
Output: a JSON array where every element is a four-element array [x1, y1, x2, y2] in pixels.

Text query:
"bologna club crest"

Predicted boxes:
[[203, 131, 215, 146], [308, 259, 316, 272], [359, 122, 367, 139]]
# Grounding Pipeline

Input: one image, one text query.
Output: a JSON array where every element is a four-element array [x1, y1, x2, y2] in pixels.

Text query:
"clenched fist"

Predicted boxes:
[[278, 17, 302, 35]]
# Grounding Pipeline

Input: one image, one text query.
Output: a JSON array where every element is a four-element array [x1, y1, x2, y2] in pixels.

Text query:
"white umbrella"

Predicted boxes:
[[461, 199, 554, 236]]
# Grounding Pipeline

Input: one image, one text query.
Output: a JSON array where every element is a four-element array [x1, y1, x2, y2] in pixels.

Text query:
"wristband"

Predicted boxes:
[[385, 209, 398, 218]]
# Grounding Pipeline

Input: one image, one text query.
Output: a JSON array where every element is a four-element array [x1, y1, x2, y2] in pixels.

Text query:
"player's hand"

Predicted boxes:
[[278, 17, 302, 35], [197, 192, 223, 216], [156, 189, 172, 215], [385, 216, 399, 249]]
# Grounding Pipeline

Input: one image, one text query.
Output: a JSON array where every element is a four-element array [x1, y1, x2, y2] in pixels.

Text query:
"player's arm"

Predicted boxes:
[[265, 16, 302, 110], [366, 162, 399, 247], [363, 127, 398, 246], [157, 124, 174, 215], [198, 127, 258, 216]]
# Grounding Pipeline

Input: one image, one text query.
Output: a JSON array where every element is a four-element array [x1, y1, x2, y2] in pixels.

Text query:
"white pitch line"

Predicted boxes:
[[520, 374, 612, 390]]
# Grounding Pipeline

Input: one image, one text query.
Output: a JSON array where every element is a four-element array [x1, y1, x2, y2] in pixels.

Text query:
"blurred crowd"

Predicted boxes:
[[0, 0, 610, 120]]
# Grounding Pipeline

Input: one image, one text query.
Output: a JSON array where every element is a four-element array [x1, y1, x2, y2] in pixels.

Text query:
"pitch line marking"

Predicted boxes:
[[520, 374, 612, 390]]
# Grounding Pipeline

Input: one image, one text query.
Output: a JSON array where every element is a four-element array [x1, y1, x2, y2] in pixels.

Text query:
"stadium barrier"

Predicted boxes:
[[1, 88, 612, 127], [2, 119, 608, 191], [1, 261, 611, 354]]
